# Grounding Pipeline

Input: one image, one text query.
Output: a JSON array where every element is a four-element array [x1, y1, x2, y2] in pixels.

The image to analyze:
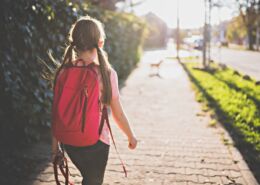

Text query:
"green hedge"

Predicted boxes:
[[1, 0, 146, 145], [184, 63, 260, 153]]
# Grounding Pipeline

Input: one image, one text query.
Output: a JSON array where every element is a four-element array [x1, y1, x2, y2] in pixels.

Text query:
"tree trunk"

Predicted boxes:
[[247, 26, 254, 50], [257, 22, 260, 50]]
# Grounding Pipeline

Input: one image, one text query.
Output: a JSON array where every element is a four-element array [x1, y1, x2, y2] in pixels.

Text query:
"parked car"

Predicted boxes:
[[194, 38, 203, 50], [184, 36, 203, 51]]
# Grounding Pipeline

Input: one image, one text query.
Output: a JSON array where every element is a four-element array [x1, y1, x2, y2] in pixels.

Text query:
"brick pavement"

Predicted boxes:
[[29, 52, 258, 185]]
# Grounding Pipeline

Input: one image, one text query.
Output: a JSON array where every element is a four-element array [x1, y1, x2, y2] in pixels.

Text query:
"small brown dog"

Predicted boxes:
[[149, 60, 164, 77], [150, 60, 164, 68]]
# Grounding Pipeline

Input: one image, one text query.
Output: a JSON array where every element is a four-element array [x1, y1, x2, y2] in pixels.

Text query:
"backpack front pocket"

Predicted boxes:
[[56, 86, 87, 132]]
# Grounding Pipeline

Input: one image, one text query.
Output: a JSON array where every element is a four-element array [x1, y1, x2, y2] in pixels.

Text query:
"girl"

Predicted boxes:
[[51, 16, 137, 185]]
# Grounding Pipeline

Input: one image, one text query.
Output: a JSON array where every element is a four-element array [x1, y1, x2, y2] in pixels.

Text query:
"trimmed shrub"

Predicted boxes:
[[1, 0, 146, 145]]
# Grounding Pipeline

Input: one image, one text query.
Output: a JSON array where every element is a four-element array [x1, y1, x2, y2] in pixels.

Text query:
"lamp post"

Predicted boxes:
[[202, 0, 207, 68], [176, 0, 180, 59], [216, 1, 222, 63], [208, 0, 212, 63]]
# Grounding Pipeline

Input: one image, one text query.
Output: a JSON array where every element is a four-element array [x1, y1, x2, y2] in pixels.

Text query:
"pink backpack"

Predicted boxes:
[[52, 60, 103, 146]]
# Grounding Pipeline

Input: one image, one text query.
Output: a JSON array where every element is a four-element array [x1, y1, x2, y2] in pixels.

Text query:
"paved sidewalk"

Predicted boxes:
[[30, 51, 258, 185]]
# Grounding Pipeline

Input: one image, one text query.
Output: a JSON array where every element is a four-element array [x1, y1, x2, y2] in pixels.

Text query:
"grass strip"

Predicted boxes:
[[183, 62, 260, 154]]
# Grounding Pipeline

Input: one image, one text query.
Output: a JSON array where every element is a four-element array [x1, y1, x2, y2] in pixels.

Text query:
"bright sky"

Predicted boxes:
[[133, 0, 237, 29]]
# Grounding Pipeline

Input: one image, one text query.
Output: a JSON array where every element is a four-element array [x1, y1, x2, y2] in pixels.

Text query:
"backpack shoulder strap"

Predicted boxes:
[[99, 106, 127, 177]]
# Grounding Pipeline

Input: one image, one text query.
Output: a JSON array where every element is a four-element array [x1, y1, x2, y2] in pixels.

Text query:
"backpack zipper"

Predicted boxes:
[[81, 86, 88, 133]]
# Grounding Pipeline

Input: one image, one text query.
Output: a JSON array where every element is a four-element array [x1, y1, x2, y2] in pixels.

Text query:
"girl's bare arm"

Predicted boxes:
[[110, 97, 137, 149]]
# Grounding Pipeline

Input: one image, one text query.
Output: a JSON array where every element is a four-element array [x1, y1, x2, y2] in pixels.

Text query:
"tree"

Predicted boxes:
[[237, 0, 259, 50], [143, 12, 168, 48]]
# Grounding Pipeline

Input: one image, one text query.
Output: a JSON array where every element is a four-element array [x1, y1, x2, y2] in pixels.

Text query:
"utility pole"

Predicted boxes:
[[130, 0, 134, 13], [176, 0, 180, 59]]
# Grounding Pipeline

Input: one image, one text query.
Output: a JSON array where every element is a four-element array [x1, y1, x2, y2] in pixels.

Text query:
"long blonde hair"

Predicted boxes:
[[55, 16, 112, 105]]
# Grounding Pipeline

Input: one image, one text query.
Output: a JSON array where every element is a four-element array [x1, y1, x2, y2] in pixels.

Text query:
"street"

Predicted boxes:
[[166, 40, 260, 82], [211, 47, 260, 81]]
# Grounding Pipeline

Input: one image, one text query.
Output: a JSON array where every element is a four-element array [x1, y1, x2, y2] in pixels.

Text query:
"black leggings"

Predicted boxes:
[[64, 140, 110, 185]]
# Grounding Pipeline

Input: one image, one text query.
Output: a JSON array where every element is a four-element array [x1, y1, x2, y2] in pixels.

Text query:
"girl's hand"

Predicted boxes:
[[51, 152, 57, 163], [128, 136, 137, 150], [52, 150, 64, 165], [51, 137, 59, 163], [51, 142, 61, 163], [51, 148, 60, 163]]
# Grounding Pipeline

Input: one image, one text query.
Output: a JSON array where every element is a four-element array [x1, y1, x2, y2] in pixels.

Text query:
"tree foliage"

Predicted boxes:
[[227, 14, 247, 44], [87, 0, 124, 10], [143, 12, 168, 48]]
